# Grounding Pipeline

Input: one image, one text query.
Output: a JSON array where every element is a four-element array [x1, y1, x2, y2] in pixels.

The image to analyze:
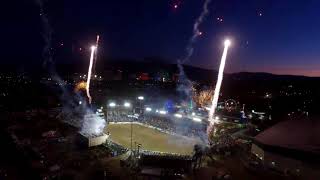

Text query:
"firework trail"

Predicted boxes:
[[36, 0, 53, 68], [93, 35, 100, 75], [86, 46, 96, 104], [207, 40, 231, 135], [95, 35, 100, 53], [181, 0, 212, 63], [177, 0, 212, 108]]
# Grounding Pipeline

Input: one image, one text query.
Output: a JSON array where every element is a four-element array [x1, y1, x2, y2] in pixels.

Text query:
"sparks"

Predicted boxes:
[[217, 17, 223, 22], [208, 39, 231, 135], [75, 81, 87, 92], [86, 46, 96, 104]]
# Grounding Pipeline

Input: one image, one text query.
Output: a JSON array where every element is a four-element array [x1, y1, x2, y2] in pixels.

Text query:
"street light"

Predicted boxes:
[[109, 102, 116, 107], [124, 102, 131, 108], [174, 113, 182, 118], [192, 117, 202, 122], [137, 96, 144, 114], [145, 107, 152, 112]]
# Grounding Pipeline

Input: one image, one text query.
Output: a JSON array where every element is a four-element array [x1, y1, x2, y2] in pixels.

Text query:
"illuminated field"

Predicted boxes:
[[106, 123, 201, 155]]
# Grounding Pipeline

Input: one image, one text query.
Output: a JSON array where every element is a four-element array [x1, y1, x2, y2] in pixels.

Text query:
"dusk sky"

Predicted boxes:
[[2, 0, 320, 76]]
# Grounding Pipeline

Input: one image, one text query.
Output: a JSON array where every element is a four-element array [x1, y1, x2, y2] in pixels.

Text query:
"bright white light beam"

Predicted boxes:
[[159, 110, 167, 115], [124, 102, 131, 108], [109, 102, 116, 107], [86, 46, 96, 104], [193, 117, 202, 122], [209, 39, 231, 126]]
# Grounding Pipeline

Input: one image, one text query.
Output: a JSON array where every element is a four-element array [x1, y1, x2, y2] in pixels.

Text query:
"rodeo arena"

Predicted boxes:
[[63, 94, 240, 179]]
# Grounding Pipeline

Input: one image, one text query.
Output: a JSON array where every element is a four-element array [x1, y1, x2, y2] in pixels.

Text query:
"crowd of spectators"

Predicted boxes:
[[139, 149, 192, 159], [106, 111, 206, 139]]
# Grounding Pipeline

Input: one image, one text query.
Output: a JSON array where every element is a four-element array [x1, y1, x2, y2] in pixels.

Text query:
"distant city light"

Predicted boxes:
[[159, 110, 167, 115], [138, 96, 144, 100], [174, 113, 183, 118], [145, 107, 152, 112], [192, 117, 202, 122], [124, 102, 131, 108], [109, 102, 116, 107]]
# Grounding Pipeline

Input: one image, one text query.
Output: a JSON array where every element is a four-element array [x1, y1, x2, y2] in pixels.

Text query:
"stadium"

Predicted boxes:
[[104, 103, 208, 155], [106, 122, 202, 155]]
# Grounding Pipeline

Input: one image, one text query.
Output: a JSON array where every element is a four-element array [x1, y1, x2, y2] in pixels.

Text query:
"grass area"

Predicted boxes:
[[106, 123, 200, 155]]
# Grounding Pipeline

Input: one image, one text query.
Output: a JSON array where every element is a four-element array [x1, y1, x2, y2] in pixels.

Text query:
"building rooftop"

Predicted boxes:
[[255, 119, 320, 155]]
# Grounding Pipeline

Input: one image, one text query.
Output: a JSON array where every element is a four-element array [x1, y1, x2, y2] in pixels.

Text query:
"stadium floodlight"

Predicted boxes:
[[145, 107, 152, 112], [124, 102, 131, 108], [174, 113, 183, 118], [159, 110, 167, 115], [138, 96, 144, 100], [109, 102, 116, 107], [192, 117, 202, 122]]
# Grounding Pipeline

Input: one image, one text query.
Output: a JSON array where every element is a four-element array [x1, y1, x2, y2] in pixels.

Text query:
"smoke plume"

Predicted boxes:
[[36, 0, 106, 136], [177, 0, 212, 104], [182, 0, 212, 64]]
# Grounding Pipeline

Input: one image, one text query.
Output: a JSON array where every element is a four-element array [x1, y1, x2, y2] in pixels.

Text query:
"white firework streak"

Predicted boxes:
[[93, 35, 100, 73], [86, 46, 96, 104], [208, 40, 231, 130]]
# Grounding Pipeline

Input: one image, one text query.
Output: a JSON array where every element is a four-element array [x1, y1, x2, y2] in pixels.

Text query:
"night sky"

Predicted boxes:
[[2, 0, 320, 76]]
